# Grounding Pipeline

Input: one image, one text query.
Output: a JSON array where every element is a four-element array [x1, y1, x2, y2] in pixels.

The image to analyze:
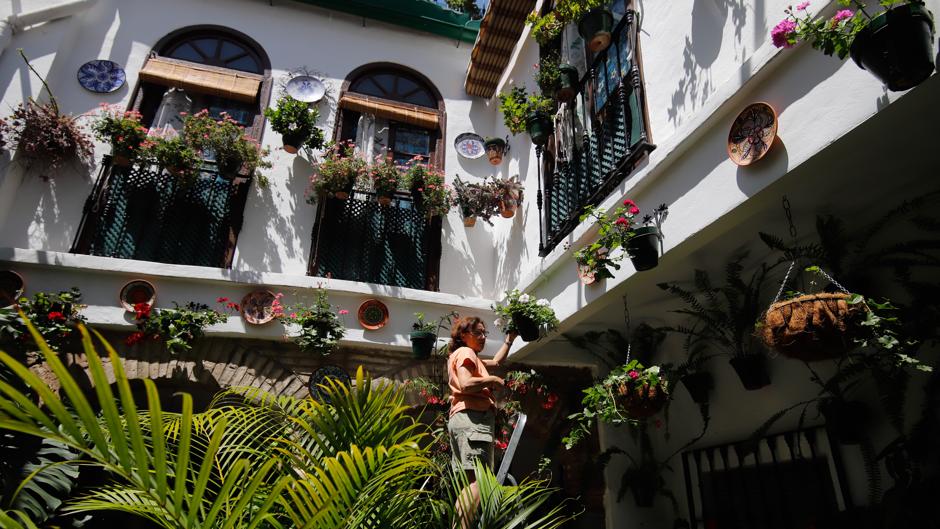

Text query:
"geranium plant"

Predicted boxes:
[[573, 199, 642, 279], [453, 177, 500, 225], [125, 300, 228, 356], [263, 96, 325, 152], [92, 104, 148, 166], [406, 162, 454, 218], [309, 141, 366, 200], [771, 1, 911, 58], [564, 360, 669, 448], [497, 86, 553, 135], [492, 289, 559, 338], [144, 134, 201, 183], [182, 109, 271, 176], [279, 288, 347, 355], [369, 152, 403, 199], [0, 287, 85, 352]]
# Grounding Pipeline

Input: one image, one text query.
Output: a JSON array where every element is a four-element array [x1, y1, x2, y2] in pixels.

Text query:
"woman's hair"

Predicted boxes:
[[449, 315, 484, 353]]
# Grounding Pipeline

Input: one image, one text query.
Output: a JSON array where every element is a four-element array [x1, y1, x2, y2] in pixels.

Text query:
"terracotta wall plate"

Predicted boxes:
[[240, 290, 278, 325], [727, 102, 777, 166], [357, 299, 389, 330], [119, 279, 156, 311]]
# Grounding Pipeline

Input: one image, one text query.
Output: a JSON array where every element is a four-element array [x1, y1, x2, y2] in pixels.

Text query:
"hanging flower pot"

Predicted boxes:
[[728, 355, 771, 391], [627, 226, 661, 271], [615, 380, 669, 419], [484, 137, 507, 165], [849, 2, 936, 92], [526, 110, 553, 146], [377, 194, 393, 206], [760, 293, 866, 361], [463, 215, 477, 227], [0, 270, 25, 307], [556, 64, 580, 102], [119, 279, 156, 312], [511, 313, 541, 342], [578, 7, 615, 53], [577, 264, 597, 285], [409, 330, 437, 360], [680, 372, 713, 404], [499, 193, 519, 218], [282, 131, 306, 154], [819, 399, 868, 445]]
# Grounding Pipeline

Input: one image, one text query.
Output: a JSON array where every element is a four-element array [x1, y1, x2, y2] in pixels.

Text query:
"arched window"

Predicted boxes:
[[162, 31, 265, 74], [348, 69, 437, 108]]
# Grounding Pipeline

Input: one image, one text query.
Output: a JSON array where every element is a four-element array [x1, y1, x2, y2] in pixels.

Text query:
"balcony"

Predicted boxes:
[[71, 157, 250, 268], [309, 190, 442, 291], [540, 11, 655, 256]]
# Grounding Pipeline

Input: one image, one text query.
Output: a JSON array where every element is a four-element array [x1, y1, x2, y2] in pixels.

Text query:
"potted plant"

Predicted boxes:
[[453, 177, 499, 227], [0, 287, 86, 353], [574, 199, 643, 280], [658, 257, 778, 391], [369, 152, 402, 205], [627, 204, 668, 272], [2, 51, 94, 179], [310, 141, 365, 200], [578, 6, 615, 52], [278, 288, 347, 355], [534, 52, 562, 98], [182, 110, 271, 177], [491, 175, 524, 218], [483, 137, 507, 165], [772, 0, 935, 91], [492, 289, 559, 342], [525, 0, 607, 47], [92, 104, 148, 167], [144, 135, 200, 183], [573, 243, 617, 285], [126, 300, 228, 356], [525, 95, 555, 146], [497, 86, 531, 135], [563, 360, 669, 448], [406, 163, 454, 218], [263, 96, 325, 154]]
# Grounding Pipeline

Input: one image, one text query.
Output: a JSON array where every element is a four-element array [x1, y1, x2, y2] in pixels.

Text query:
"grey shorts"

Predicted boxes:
[[448, 409, 495, 472]]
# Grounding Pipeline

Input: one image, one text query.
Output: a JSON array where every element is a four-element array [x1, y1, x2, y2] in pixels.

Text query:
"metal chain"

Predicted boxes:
[[771, 261, 797, 306], [782, 195, 798, 240], [813, 266, 852, 294], [622, 296, 632, 363]]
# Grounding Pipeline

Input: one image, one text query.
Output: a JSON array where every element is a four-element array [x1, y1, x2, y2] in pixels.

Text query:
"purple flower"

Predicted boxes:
[[796, 1, 810, 11], [831, 9, 853, 25], [771, 19, 798, 48]]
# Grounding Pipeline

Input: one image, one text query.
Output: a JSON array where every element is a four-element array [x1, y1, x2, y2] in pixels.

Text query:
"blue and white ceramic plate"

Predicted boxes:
[[286, 75, 326, 103], [309, 366, 351, 402], [77, 60, 126, 93], [454, 132, 485, 159]]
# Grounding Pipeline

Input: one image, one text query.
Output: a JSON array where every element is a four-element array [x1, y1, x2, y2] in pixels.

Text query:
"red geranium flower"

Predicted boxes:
[[125, 331, 146, 346], [628, 370, 640, 379], [133, 302, 151, 320], [47, 311, 66, 321]]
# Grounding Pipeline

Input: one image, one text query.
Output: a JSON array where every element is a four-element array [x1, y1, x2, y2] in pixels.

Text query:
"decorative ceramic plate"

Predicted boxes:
[[0, 270, 25, 307], [309, 365, 351, 402], [357, 299, 389, 330], [119, 280, 156, 312], [727, 102, 777, 166], [77, 60, 126, 93], [240, 290, 278, 325], [454, 133, 486, 159], [286, 75, 326, 103]]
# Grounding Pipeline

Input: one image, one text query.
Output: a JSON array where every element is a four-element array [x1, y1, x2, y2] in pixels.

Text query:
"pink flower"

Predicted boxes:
[[796, 1, 810, 11], [623, 199, 637, 208], [290, 312, 297, 318], [628, 370, 640, 379], [771, 19, 797, 48], [217, 297, 229, 303], [830, 9, 853, 26], [615, 216, 630, 226], [338, 309, 349, 315], [629, 206, 640, 215]]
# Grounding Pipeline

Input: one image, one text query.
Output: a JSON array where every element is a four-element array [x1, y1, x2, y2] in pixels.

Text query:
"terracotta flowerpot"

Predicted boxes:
[[615, 382, 669, 419], [729, 355, 771, 391], [627, 226, 661, 271], [526, 111, 553, 146], [849, 2, 935, 92], [556, 64, 580, 102], [499, 195, 519, 218], [119, 279, 156, 312], [0, 270, 25, 307], [761, 293, 866, 361], [511, 313, 541, 342], [484, 137, 507, 165], [409, 331, 437, 360], [463, 216, 477, 227], [377, 194, 393, 206], [577, 264, 596, 285], [578, 8, 614, 53], [282, 131, 305, 154], [112, 153, 132, 168], [333, 190, 350, 200]]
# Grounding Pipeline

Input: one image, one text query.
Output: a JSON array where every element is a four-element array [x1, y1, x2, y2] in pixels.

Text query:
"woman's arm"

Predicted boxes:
[[482, 332, 517, 368]]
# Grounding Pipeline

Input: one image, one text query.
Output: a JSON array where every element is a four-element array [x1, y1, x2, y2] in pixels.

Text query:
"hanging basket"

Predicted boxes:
[[760, 292, 866, 361], [849, 2, 935, 92], [615, 382, 669, 419], [526, 111, 553, 146], [511, 313, 541, 342], [556, 64, 580, 102], [627, 226, 661, 271], [578, 7, 615, 53], [463, 215, 477, 227]]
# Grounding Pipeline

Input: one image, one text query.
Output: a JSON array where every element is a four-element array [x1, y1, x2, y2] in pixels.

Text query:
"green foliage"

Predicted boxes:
[[263, 96, 325, 150], [525, 0, 605, 45], [573, 200, 643, 279], [534, 52, 562, 95], [91, 105, 148, 159], [143, 135, 201, 181], [492, 290, 559, 335], [279, 288, 346, 355], [129, 301, 227, 356], [411, 312, 437, 333], [405, 163, 453, 217], [446, 0, 482, 19], [309, 140, 366, 199], [496, 86, 554, 135], [0, 288, 85, 353], [367, 152, 404, 197], [564, 360, 667, 449], [182, 109, 272, 176]]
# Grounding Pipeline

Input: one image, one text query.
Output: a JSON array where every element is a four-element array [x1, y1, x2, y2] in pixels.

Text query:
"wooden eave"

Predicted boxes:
[[464, 0, 537, 98]]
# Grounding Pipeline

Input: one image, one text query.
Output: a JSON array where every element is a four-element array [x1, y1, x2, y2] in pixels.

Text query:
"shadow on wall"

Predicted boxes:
[[234, 154, 315, 275], [492, 132, 533, 297]]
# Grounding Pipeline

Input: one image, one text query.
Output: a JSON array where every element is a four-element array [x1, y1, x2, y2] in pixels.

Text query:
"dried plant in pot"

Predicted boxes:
[[491, 175, 524, 218], [453, 176, 499, 227]]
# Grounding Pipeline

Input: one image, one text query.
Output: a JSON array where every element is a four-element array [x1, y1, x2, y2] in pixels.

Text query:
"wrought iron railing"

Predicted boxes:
[[72, 156, 250, 268], [308, 190, 442, 291], [539, 10, 655, 256]]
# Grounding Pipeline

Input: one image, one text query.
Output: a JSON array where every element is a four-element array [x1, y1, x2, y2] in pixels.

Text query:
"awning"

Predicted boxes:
[[339, 92, 440, 129], [465, 0, 537, 98], [139, 56, 262, 103]]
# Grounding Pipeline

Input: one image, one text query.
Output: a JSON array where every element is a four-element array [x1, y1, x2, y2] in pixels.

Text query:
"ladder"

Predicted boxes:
[[495, 412, 527, 486]]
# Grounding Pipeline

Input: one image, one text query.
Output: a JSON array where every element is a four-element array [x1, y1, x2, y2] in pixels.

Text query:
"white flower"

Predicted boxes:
[[518, 294, 531, 303], [645, 365, 660, 375], [494, 318, 504, 329], [536, 298, 550, 307]]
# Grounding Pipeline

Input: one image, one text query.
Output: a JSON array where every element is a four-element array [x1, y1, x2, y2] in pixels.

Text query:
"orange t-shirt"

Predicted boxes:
[[448, 347, 495, 417]]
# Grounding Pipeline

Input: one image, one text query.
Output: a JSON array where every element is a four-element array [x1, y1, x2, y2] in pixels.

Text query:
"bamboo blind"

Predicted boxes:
[[139, 56, 261, 103], [339, 93, 439, 128]]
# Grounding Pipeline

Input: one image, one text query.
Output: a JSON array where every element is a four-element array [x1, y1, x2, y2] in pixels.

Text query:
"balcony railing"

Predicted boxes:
[[308, 190, 442, 291], [539, 10, 655, 256], [71, 156, 250, 268]]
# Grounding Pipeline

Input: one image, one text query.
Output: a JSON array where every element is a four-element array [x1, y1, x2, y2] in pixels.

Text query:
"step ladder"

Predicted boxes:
[[496, 412, 527, 486]]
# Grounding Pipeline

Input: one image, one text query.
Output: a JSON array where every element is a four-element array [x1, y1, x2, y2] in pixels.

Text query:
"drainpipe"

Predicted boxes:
[[0, 0, 97, 56]]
